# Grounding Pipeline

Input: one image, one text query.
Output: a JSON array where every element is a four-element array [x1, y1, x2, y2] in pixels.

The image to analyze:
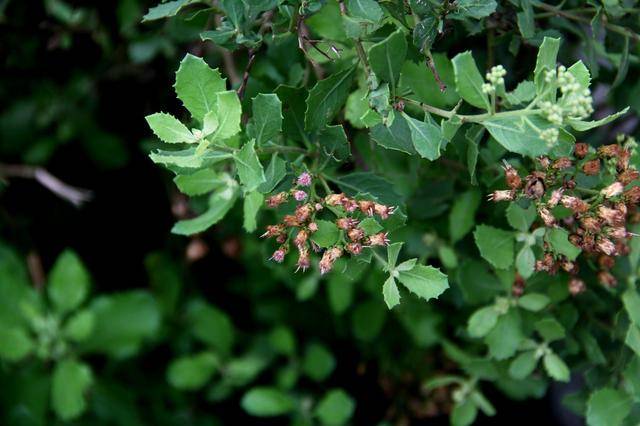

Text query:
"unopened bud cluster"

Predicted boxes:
[[490, 138, 639, 294], [482, 65, 507, 94], [262, 172, 395, 275]]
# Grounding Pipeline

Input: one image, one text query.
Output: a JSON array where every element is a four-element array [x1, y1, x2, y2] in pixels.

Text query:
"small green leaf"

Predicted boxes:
[[451, 0, 497, 19], [467, 305, 499, 338], [509, 350, 538, 380], [534, 37, 560, 93], [625, 324, 640, 356], [186, 300, 234, 354], [314, 389, 355, 426], [167, 352, 218, 390], [397, 263, 449, 302], [305, 66, 356, 131], [234, 140, 266, 192], [516, 246, 535, 279], [402, 112, 444, 161], [142, 0, 192, 21], [452, 51, 490, 110], [506, 203, 536, 231], [172, 179, 239, 235], [346, 0, 383, 23], [359, 217, 383, 236], [174, 169, 225, 196], [485, 309, 523, 360], [622, 289, 640, 326], [243, 191, 264, 232], [368, 29, 407, 93], [483, 116, 553, 157], [247, 93, 283, 145], [449, 189, 481, 242], [212, 91, 242, 140], [451, 399, 477, 426], [546, 228, 581, 261], [258, 154, 287, 194], [535, 317, 565, 342], [586, 388, 632, 426], [310, 220, 340, 248], [174, 54, 226, 122], [543, 352, 570, 382], [518, 293, 550, 312], [145, 112, 196, 143], [241, 387, 294, 417], [63, 310, 95, 342], [568, 60, 591, 88], [48, 250, 91, 314], [382, 276, 401, 309], [568, 107, 629, 131], [0, 327, 34, 361], [386, 242, 404, 268], [302, 343, 336, 382], [51, 359, 93, 421], [473, 225, 514, 269]]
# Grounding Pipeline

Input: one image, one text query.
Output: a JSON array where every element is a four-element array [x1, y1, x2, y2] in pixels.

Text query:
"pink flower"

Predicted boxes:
[[293, 190, 307, 201], [270, 248, 286, 263], [297, 172, 312, 187]]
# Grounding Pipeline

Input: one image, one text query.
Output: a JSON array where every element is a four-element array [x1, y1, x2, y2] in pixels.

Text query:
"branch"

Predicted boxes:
[[424, 49, 446, 93], [0, 164, 92, 207]]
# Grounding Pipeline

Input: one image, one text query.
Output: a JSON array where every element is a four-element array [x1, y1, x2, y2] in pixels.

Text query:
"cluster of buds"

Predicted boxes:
[[262, 172, 395, 275], [542, 65, 594, 121], [482, 65, 506, 94], [489, 137, 640, 294]]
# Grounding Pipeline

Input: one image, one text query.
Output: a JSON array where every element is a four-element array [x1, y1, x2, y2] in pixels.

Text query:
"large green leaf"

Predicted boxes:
[[305, 66, 356, 131], [484, 309, 523, 359], [51, 360, 93, 421], [586, 388, 632, 426], [396, 262, 449, 302], [473, 225, 514, 269], [482, 116, 552, 157], [246, 93, 283, 145], [402, 112, 444, 160], [211, 90, 242, 140], [368, 29, 407, 93], [451, 51, 490, 110], [174, 54, 227, 122], [370, 111, 415, 154], [48, 250, 91, 314], [174, 169, 226, 196]]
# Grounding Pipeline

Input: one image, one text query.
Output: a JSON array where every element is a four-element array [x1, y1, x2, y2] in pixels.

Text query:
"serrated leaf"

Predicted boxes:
[[234, 140, 266, 192], [174, 54, 227, 122], [51, 360, 93, 421], [382, 276, 401, 309], [247, 93, 282, 145], [568, 60, 591, 88], [452, 51, 490, 110], [142, 0, 192, 21], [243, 191, 263, 232], [258, 154, 287, 193], [370, 112, 415, 154], [310, 220, 340, 248], [509, 350, 538, 380], [545, 227, 581, 261], [506, 203, 536, 231], [568, 107, 629, 131], [534, 37, 560, 94], [586, 388, 632, 426], [48, 250, 91, 314], [473, 225, 514, 269], [172, 180, 239, 235], [305, 66, 356, 131], [543, 352, 570, 382], [397, 264, 449, 302], [402, 112, 444, 161], [368, 29, 407, 94], [145, 112, 196, 143]]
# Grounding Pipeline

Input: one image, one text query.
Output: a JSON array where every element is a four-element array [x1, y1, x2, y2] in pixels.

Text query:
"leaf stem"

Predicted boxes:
[[399, 97, 542, 123]]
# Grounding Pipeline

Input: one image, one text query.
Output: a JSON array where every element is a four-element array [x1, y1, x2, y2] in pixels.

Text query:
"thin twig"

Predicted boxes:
[[424, 49, 446, 92], [27, 251, 46, 291], [0, 164, 92, 207], [236, 10, 274, 99]]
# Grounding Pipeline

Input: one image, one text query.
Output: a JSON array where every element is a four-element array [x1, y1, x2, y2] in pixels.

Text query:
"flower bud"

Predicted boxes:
[[561, 196, 589, 214], [524, 174, 546, 199], [624, 187, 640, 205], [294, 229, 309, 248], [358, 200, 376, 216], [261, 224, 285, 238], [568, 278, 586, 296], [598, 206, 625, 226], [601, 182, 624, 198], [270, 247, 287, 263], [347, 227, 365, 242], [502, 163, 522, 189], [618, 149, 631, 171], [345, 242, 363, 256], [598, 255, 615, 269], [293, 190, 308, 201], [580, 216, 601, 233], [574, 143, 589, 158], [283, 214, 302, 227], [319, 246, 343, 275], [266, 192, 288, 208], [561, 260, 577, 274], [618, 170, 639, 185], [552, 157, 572, 170], [596, 237, 617, 256], [296, 172, 312, 187], [487, 190, 516, 202], [308, 222, 319, 233], [548, 188, 564, 208], [342, 198, 358, 213], [374, 203, 395, 219], [598, 144, 619, 158], [296, 247, 311, 272], [597, 271, 617, 288], [366, 232, 390, 247], [325, 193, 346, 206], [336, 217, 359, 230], [607, 227, 629, 240], [582, 159, 600, 176], [295, 204, 313, 222], [538, 207, 556, 227]]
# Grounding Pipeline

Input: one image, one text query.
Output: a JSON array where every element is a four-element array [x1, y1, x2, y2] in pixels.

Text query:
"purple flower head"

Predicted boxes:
[[270, 249, 286, 263], [294, 190, 307, 201], [297, 172, 312, 187]]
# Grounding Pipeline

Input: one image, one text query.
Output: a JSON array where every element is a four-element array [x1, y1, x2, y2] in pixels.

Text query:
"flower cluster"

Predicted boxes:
[[541, 65, 594, 123], [482, 65, 506, 94], [490, 137, 639, 293], [262, 172, 395, 274]]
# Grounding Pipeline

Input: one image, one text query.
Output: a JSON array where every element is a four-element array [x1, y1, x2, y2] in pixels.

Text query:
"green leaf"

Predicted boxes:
[[509, 350, 538, 380], [310, 220, 340, 248], [400, 56, 460, 109], [467, 305, 499, 338], [622, 289, 640, 326], [174, 169, 225, 196], [451, 51, 490, 110], [386, 242, 403, 269], [172, 179, 239, 235], [319, 124, 350, 162], [506, 203, 536, 231], [485, 309, 522, 360], [368, 29, 407, 93], [258, 154, 287, 193], [145, 112, 196, 143], [334, 172, 403, 206], [346, 0, 383, 23], [535, 317, 565, 342], [543, 352, 570, 382], [402, 112, 444, 161], [305, 66, 356, 131], [149, 147, 232, 169], [534, 37, 560, 93], [211, 90, 242, 140], [449, 189, 481, 242], [174, 54, 227, 122], [586, 388, 632, 426], [625, 324, 640, 356], [370, 112, 415, 154], [568, 107, 629, 131], [51, 359, 93, 421], [518, 293, 549, 312], [568, 60, 591, 88], [359, 217, 383, 235], [0, 327, 34, 361], [482, 116, 553, 157], [545, 227, 581, 261], [81, 291, 160, 358], [451, 399, 477, 426], [516, 246, 535, 279], [243, 191, 264, 233], [314, 389, 355, 426], [241, 387, 294, 417], [473, 225, 514, 269], [246, 93, 283, 145], [504, 81, 536, 106], [413, 15, 439, 51], [382, 276, 401, 309], [302, 343, 336, 382], [48, 250, 91, 314], [63, 310, 95, 342], [142, 0, 192, 21], [451, 0, 497, 19], [186, 300, 234, 354], [233, 139, 267, 192], [167, 352, 218, 390], [397, 263, 449, 302]]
